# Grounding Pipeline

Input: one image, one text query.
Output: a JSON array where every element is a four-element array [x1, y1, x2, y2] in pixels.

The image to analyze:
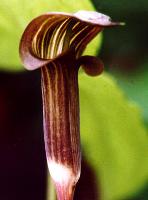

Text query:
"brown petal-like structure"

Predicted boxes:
[[19, 10, 120, 200], [19, 11, 119, 70], [41, 53, 80, 200]]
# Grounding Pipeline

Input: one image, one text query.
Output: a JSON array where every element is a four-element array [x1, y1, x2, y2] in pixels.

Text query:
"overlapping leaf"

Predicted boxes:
[[114, 65, 148, 126], [79, 73, 148, 200]]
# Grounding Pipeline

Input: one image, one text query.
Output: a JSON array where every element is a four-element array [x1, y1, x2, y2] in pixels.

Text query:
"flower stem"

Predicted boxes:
[[41, 53, 81, 200], [47, 174, 56, 200], [55, 182, 75, 200]]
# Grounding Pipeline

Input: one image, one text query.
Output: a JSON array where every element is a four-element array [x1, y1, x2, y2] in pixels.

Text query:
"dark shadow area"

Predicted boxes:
[[75, 158, 99, 200], [0, 71, 46, 200]]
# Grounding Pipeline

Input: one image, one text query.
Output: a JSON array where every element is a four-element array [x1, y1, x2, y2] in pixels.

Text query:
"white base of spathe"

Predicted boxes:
[[47, 159, 80, 186]]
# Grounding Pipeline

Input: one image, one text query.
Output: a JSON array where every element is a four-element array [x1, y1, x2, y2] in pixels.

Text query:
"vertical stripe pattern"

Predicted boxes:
[[41, 53, 80, 176], [31, 14, 102, 60]]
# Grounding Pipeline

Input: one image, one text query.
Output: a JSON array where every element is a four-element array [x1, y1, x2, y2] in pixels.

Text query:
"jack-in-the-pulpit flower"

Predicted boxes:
[[19, 10, 120, 200]]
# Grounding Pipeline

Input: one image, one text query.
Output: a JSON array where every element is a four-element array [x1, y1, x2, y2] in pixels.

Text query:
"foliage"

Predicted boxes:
[[79, 73, 148, 200], [114, 66, 148, 126]]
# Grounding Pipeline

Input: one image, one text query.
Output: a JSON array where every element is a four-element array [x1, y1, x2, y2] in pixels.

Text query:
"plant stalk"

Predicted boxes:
[[41, 53, 81, 200]]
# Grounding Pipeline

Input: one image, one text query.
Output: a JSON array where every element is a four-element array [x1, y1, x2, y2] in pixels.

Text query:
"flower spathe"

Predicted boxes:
[[19, 10, 120, 200]]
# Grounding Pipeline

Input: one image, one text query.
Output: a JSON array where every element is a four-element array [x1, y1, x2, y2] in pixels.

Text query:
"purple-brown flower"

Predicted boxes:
[[19, 10, 120, 200]]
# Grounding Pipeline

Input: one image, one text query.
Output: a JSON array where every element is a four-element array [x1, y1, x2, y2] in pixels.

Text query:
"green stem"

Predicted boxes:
[[47, 173, 56, 200]]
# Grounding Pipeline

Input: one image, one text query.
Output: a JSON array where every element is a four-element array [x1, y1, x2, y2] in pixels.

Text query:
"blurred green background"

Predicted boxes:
[[89, 1, 148, 199], [0, 0, 147, 200], [93, 0, 148, 127], [92, 1, 148, 199]]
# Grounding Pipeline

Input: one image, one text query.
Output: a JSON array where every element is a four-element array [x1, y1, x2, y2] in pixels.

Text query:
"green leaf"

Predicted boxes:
[[0, 0, 102, 71], [79, 73, 148, 200], [113, 65, 148, 126]]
